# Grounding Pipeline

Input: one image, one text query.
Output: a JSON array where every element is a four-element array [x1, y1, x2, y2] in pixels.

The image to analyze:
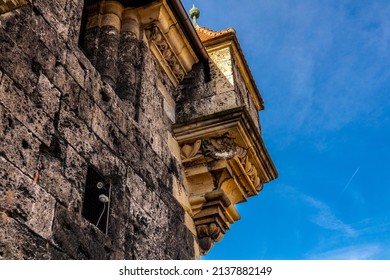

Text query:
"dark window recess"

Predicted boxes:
[[79, 0, 99, 54], [82, 166, 111, 233], [78, 1, 89, 53], [203, 60, 211, 83]]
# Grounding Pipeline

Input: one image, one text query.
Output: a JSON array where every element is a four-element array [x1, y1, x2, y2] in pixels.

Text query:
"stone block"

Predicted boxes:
[[91, 104, 120, 152], [77, 89, 95, 127], [58, 102, 126, 177], [63, 145, 87, 201], [33, 0, 69, 41], [35, 74, 61, 119], [53, 65, 81, 111], [176, 90, 239, 123], [38, 149, 82, 211], [0, 216, 51, 259], [65, 0, 84, 45], [91, 83, 129, 136], [126, 171, 169, 226], [65, 51, 86, 89], [165, 219, 195, 260], [0, 72, 54, 146], [0, 106, 41, 177], [51, 204, 107, 259], [0, 156, 56, 239], [167, 131, 181, 161], [58, 103, 96, 157], [0, 32, 38, 94]]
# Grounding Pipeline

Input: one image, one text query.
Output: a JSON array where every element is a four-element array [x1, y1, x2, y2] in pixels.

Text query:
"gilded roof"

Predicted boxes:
[[195, 26, 236, 43]]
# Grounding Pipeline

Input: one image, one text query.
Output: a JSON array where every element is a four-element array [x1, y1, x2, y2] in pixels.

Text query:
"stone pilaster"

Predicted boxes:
[[82, 1, 123, 88]]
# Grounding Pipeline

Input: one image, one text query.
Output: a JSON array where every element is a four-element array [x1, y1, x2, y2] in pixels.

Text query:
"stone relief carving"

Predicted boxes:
[[180, 136, 246, 160], [181, 139, 202, 160], [146, 25, 186, 83], [180, 136, 261, 189], [201, 136, 246, 159], [240, 155, 261, 190]]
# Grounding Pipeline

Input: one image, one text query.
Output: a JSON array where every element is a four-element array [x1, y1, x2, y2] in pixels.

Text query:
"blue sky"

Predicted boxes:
[[182, 0, 390, 259]]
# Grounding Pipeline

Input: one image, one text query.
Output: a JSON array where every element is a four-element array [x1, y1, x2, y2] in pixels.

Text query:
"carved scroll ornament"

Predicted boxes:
[[239, 155, 261, 191], [146, 25, 186, 83]]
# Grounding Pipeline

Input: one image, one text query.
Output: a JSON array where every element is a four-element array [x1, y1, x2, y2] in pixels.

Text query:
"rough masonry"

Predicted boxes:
[[0, 0, 277, 259]]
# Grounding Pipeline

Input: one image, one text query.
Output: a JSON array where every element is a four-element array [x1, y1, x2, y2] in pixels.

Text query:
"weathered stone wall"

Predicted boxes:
[[176, 47, 260, 132], [176, 50, 237, 123], [0, 0, 195, 259], [232, 57, 261, 131]]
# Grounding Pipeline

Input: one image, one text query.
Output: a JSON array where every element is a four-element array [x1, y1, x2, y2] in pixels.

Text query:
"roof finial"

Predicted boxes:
[[189, 4, 200, 27]]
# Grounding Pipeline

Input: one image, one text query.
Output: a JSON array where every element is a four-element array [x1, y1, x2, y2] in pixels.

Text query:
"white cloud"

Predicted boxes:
[[302, 195, 357, 237], [309, 244, 383, 260]]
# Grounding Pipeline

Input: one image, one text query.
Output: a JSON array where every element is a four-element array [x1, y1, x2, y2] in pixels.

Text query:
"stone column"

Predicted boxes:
[[82, 1, 123, 88], [115, 8, 144, 117]]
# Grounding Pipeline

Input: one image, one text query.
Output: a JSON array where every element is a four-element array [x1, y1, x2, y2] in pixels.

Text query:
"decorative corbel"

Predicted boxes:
[[173, 108, 277, 255], [178, 135, 264, 254]]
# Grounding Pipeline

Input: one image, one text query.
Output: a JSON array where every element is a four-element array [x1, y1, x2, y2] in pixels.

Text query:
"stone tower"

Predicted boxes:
[[0, 0, 277, 259]]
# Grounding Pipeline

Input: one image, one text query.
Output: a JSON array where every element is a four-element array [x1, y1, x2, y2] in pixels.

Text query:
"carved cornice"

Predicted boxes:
[[182, 136, 262, 198], [181, 136, 263, 254], [173, 107, 277, 254]]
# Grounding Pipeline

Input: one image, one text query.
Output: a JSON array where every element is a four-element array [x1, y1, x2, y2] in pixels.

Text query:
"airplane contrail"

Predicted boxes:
[[341, 167, 360, 194]]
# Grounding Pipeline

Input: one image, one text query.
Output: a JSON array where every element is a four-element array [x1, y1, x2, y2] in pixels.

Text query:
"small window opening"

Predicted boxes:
[[79, 4, 88, 53], [78, 1, 90, 54], [203, 60, 211, 83], [82, 165, 111, 234], [79, 0, 100, 54]]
